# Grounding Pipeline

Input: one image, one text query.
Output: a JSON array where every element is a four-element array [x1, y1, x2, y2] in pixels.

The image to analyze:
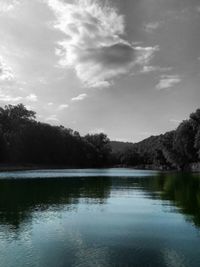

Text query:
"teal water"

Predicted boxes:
[[0, 169, 200, 267]]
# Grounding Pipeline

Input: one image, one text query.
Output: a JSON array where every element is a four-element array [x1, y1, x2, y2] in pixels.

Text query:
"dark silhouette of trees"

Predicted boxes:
[[0, 104, 111, 167], [115, 108, 200, 170], [0, 104, 35, 132], [84, 133, 111, 166], [0, 104, 200, 170], [170, 121, 198, 170], [195, 128, 200, 159], [120, 148, 142, 166]]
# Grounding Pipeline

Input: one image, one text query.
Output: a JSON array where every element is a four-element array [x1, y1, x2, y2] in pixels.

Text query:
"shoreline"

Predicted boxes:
[[0, 163, 199, 173]]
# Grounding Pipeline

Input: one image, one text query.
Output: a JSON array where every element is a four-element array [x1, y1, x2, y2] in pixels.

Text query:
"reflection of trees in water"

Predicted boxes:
[[0, 173, 200, 231], [110, 174, 200, 228], [0, 177, 111, 229], [140, 173, 200, 228]]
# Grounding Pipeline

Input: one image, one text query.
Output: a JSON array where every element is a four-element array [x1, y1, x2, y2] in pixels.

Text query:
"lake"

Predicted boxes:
[[0, 168, 200, 267]]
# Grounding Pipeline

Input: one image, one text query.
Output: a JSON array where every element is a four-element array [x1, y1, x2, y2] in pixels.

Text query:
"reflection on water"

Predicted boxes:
[[143, 173, 200, 228], [0, 169, 200, 267], [0, 177, 111, 229]]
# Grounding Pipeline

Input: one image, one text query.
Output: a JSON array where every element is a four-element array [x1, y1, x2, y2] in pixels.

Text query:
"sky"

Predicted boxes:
[[0, 0, 200, 142]]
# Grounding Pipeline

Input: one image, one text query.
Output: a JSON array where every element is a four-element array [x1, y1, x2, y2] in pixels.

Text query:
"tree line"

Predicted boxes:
[[0, 104, 111, 167], [0, 104, 200, 170], [115, 109, 200, 170]]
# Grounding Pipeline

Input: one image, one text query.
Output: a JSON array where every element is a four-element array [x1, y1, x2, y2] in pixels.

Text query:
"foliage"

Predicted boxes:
[[116, 109, 200, 170], [0, 104, 111, 167], [0, 104, 200, 169]]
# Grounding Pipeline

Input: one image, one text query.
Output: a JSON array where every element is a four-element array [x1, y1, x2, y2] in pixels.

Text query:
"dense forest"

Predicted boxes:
[[0, 104, 111, 167], [0, 104, 200, 170], [112, 109, 200, 170]]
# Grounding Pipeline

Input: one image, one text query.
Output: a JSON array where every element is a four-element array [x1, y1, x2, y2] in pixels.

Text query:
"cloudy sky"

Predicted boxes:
[[0, 0, 200, 142]]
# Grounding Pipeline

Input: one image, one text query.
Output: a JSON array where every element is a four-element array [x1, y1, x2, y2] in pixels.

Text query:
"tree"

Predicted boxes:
[[120, 148, 141, 166], [172, 121, 197, 170], [195, 128, 200, 160], [0, 128, 7, 162], [84, 133, 111, 166], [0, 104, 36, 132], [190, 109, 200, 126]]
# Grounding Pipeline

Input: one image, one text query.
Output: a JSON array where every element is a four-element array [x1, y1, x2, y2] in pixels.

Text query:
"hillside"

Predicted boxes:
[[110, 141, 134, 153]]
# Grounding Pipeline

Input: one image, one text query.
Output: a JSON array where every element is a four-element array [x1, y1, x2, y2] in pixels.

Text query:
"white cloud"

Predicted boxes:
[[156, 75, 181, 90], [169, 118, 181, 124], [38, 77, 48, 85], [47, 102, 53, 106], [0, 93, 22, 103], [141, 66, 158, 73], [0, 0, 19, 13], [71, 93, 87, 102], [26, 93, 38, 102], [58, 104, 69, 110], [89, 128, 105, 134], [134, 46, 159, 66], [48, 0, 158, 88], [144, 22, 160, 33], [45, 114, 60, 124], [141, 66, 172, 73], [25, 105, 32, 111], [0, 57, 15, 81], [0, 90, 37, 104]]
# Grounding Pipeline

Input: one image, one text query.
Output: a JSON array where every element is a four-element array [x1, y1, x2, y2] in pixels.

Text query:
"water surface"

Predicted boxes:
[[0, 169, 200, 267]]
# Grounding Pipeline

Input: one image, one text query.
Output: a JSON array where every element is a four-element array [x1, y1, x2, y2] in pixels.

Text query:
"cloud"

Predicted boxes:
[[134, 46, 159, 65], [58, 104, 69, 110], [48, 0, 158, 87], [169, 118, 181, 124], [0, 57, 15, 81], [0, 91, 38, 104], [144, 22, 160, 33], [0, 0, 19, 13], [45, 114, 60, 123], [141, 66, 172, 73], [89, 127, 105, 134], [71, 93, 87, 102], [0, 93, 22, 103], [156, 75, 181, 90], [47, 102, 53, 106], [26, 93, 38, 102]]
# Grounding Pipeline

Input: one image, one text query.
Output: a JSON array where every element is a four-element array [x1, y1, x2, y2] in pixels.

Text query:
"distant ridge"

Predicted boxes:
[[110, 141, 134, 153]]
